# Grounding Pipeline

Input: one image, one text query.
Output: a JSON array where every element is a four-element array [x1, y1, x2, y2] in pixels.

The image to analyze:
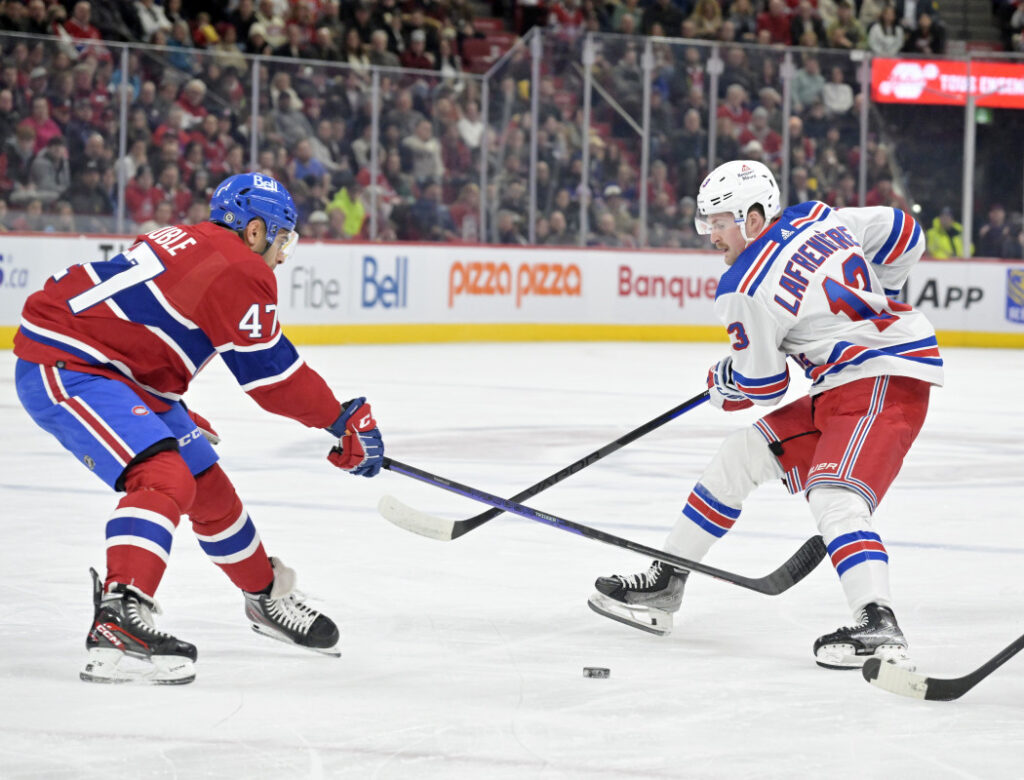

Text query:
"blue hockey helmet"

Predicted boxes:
[[209, 172, 297, 244]]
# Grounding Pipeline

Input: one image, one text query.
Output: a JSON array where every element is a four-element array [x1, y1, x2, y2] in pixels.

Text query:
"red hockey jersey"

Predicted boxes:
[[15, 221, 342, 428]]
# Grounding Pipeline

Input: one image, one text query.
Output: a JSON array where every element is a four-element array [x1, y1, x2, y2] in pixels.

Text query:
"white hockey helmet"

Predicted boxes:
[[695, 160, 780, 240]]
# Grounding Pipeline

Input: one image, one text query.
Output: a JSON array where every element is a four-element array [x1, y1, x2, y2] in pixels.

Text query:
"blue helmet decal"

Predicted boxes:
[[209, 172, 297, 243]]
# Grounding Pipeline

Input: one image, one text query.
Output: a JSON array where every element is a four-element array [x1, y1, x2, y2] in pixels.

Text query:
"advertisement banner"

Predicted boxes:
[[872, 57, 1024, 108], [1, 235, 1022, 347]]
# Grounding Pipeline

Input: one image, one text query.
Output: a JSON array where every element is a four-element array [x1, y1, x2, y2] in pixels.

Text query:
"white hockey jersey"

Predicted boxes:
[[715, 201, 943, 404]]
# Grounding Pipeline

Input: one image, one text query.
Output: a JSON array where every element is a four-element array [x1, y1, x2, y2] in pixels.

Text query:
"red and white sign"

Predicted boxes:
[[872, 58, 1024, 108]]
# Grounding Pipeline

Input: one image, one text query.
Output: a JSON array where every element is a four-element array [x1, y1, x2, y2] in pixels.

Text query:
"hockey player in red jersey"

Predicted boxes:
[[589, 160, 942, 670], [14, 172, 383, 684]]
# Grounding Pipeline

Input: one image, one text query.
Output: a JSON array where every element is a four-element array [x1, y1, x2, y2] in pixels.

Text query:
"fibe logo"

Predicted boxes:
[[290, 265, 340, 309], [362, 255, 408, 308]]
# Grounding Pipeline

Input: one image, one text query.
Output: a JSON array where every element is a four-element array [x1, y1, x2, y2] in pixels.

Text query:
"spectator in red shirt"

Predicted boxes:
[[153, 105, 191, 152], [63, 1, 113, 62], [19, 96, 62, 153], [124, 164, 163, 225], [154, 162, 192, 221], [400, 29, 434, 69], [756, 0, 792, 44], [716, 83, 751, 127], [176, 79, 208, 131]]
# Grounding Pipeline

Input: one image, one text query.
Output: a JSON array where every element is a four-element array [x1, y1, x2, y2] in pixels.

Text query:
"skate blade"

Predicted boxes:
[[80, 648, 195, 685], [815, 642, 914, 672], [251, 624, 341, 657], [587, 593, 674, 637]]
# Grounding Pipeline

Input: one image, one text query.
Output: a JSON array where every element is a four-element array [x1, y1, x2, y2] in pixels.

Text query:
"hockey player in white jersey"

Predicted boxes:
[[589, 160, 942, 670]]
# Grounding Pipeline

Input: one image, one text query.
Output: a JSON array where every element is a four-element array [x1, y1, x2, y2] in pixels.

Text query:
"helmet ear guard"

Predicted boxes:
[[209, 173, 298, 244], [695, 160, 780, 241]]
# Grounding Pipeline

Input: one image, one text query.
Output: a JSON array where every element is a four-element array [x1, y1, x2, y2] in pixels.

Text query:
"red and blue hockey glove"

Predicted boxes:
[[327, 397, 384, 477], [186, 409, 221, 444], [707, 357, 753, 412]]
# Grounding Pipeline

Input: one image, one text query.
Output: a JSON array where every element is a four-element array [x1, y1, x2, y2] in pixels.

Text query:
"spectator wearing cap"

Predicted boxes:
[[976, 203, 1014, 258], [68, 159, 113, 229], [400, 29, 435, 70], [19, 96, 62, 154], [27, 67, 49, 101], [246, 22, 272, 55], [306, 209, 331, 239], [603, 183, 637, 237], [926, 206, 970, 259]]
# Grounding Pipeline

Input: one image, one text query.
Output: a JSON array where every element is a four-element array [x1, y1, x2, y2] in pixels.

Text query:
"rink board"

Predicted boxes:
[[1, 234, 1022, 348]]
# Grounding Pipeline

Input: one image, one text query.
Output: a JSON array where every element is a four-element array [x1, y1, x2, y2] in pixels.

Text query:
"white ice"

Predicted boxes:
[[1, 342, 1023, 779]]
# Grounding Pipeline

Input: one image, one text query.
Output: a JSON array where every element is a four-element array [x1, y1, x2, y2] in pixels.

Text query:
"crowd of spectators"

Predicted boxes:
[[0, 0, 1019, 256]]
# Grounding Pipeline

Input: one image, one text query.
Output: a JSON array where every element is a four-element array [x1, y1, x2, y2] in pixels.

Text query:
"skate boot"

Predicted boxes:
[[813, 602, 911, 670], [80, 568, 197, 685], [244, 557, 340, 657], [587, 559, 688, 636]]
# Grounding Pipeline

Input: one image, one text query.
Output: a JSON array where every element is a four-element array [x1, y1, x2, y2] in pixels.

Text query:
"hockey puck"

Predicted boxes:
[[583, 667, 610, 679]]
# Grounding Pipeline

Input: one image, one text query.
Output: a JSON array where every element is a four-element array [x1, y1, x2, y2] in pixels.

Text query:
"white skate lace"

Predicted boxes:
[[616, 561, 665, 590], [124, 598, 173, 639], [264, 592, 318, 635]]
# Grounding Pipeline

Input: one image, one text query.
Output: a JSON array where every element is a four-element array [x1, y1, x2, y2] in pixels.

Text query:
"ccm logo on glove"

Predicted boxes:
[[327, 397, 384, 477]]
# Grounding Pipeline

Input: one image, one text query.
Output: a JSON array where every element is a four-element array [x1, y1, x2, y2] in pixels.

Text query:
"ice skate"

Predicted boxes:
[[80, 568, 197, 685], [814, 602, 912, 670], [588, 559, 688, 636], [244, 557, 340, 657]]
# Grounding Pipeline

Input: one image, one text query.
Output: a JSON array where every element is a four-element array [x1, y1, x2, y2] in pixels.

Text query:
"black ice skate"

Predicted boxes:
[[587, 559, 688, 636], [81, 568, 197, 685], [244, 557, 340, 657], [813, 602, 911, 670]]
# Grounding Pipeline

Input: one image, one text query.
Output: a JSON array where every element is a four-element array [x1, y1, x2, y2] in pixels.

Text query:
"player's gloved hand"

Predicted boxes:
[[326, 397, 384, 477], [707, 356, 753, 412], [186, 409, 221, 444]]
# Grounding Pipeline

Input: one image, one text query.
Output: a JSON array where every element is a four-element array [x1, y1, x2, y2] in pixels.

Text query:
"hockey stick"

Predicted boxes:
[[379, 458, 826, 596], [383, 390, 710, 542], [861, 631, 1024, 701]]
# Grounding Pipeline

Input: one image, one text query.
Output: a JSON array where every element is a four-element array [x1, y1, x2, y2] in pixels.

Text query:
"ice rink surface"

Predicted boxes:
[[1, 341, 1023, 779]]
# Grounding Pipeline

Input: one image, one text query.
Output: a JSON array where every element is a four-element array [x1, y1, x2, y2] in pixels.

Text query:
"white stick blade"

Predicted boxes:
[[377, 495, 456, 541], [864, 658, 929, 700]]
